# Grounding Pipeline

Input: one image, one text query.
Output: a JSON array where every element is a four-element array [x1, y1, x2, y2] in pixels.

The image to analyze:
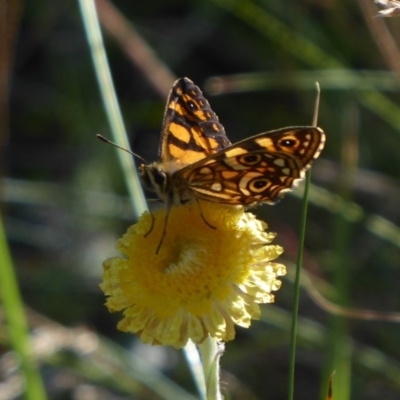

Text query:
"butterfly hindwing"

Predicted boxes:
[[177, 127, 325, 205]]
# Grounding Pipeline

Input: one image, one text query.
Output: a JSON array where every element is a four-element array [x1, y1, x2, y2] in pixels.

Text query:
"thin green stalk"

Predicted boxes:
[[0, 213, 47, 400], [323, 214, 352, 400], [321, 102, 358, 400], [77, 0, 147, 219], [288, 81, 320, 400], [287, 170, 313, 400], [205, 70, 400, 93], [321, 199, 352, 400]]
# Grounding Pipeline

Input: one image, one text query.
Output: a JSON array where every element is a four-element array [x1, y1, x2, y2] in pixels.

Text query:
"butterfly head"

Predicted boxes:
[[140, 161, 197, 208], [140, 163, 168, 199]]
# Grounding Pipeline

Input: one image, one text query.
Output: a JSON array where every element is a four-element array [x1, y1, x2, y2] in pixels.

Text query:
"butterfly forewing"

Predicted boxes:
[[160, 78, 231, 166]]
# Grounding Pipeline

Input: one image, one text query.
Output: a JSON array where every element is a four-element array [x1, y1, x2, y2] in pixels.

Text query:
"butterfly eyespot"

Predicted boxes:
[[239, 154, 262, 165], [279, 139, 298, 147], [250, 179, 269, 192]]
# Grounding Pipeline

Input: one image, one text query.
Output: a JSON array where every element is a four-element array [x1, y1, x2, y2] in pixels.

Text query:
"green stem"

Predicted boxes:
[[197, 336, 224, 400], [287, 170, 312, 400], [0, 213, 47, 400], [77, 0, 147, 218]]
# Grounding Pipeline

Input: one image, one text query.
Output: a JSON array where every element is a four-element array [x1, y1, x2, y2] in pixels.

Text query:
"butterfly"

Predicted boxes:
[[139, 77, 326, 252]]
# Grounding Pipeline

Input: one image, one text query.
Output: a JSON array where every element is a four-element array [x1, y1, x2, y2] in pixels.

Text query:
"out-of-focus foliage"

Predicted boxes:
[[2, 0, 400, 399]]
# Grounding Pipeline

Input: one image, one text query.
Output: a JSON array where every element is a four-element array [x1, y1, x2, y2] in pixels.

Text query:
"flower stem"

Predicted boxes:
[[197, 336, 224, 400]]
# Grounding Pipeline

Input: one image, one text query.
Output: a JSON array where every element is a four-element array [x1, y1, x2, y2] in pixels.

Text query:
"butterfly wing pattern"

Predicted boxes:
[[159, 77, 231, 164], [178, 126, 325, 205], [140, 77, 326, 209], [140, 77, 231, 205]]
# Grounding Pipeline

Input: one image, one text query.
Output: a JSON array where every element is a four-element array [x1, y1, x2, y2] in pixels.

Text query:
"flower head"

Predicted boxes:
[[100, 202, 286, 349]]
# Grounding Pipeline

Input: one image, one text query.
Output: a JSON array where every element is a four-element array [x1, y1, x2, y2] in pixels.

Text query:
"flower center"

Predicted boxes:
[[164, 241, 207, 275]]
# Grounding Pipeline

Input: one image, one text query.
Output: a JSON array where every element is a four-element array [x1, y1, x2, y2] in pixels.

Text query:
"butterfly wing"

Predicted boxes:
[[176, 126, 326, 205], [159, 78, 231, 166]]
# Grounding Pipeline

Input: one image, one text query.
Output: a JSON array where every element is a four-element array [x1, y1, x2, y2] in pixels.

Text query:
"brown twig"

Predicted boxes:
[[95, 0, 176, 98], [0, 0, 22, 144], [302, 269, 400, 322], [358, 0, 400, 76]]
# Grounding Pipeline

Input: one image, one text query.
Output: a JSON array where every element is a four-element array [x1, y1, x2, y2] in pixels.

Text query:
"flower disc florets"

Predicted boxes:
[[100, 202, 286, 349]]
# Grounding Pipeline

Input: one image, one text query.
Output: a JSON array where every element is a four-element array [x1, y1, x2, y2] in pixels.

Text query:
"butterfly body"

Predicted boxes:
[[140, 161, 194, 206], [139, 77, 326, 211]]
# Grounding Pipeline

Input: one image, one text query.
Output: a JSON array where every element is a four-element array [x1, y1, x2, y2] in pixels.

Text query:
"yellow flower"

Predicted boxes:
[[100, 202, 286, 349]]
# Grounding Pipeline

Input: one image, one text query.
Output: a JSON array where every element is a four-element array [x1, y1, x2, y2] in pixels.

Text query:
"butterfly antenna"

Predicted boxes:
[[312, 82, 321, 126], [96, 134, 148, 164]]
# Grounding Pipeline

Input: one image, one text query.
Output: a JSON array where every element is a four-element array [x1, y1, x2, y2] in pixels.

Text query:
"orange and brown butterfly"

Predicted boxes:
[[97, 77, 324, 253], [140, 77, 325, 210], [138, 77, 325, 252]]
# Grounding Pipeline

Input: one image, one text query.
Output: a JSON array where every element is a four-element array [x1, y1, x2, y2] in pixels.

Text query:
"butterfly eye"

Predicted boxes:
[[153, 169, 167, 187], [239, 154, 262, 165]]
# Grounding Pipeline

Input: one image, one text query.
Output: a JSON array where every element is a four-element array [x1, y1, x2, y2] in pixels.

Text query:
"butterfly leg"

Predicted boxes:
[[144, 208, 155, 238], [143, 206, 169, 254], [196, 199, 216, 230], [155, 207, 170, 254]]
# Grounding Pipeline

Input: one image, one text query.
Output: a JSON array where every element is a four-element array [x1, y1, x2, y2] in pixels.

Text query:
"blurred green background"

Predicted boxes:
[[2, 0, 400, 399]]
